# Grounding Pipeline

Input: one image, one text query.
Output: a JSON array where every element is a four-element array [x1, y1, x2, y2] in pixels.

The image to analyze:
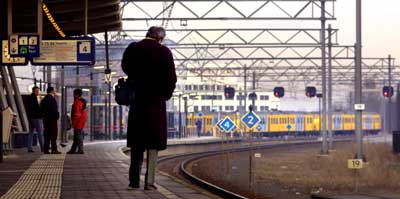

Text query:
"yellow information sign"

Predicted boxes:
[[1, 41, 26, 65], [348, 159, 363, 169]]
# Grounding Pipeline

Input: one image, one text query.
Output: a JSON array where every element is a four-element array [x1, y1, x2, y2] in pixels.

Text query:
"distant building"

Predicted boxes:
[[171, 76, 280, 113]]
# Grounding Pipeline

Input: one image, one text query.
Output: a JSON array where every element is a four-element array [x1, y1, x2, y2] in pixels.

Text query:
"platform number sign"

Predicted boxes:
[[348, 159, 363, 169], [219, 116, 236, 133], [241, 111, 261, 129]]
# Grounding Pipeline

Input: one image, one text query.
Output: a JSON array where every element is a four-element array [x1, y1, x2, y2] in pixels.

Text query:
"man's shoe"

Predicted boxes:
[[52, 151, 62, 154], [127, 183, 140, 190], [44, 151, 50, 154], [144, 184, 157, 191], [28, 150, 34, 153], [77, 151, 84, 154], [67, 151, 75, 154]]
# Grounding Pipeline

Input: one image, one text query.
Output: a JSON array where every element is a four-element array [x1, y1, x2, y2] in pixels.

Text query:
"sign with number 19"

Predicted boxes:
[[348, 159, 363, 169]]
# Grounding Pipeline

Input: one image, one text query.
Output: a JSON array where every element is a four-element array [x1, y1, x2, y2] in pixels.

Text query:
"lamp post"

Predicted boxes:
[[105, 68, 112, 140], [178, 93, 182, 139]]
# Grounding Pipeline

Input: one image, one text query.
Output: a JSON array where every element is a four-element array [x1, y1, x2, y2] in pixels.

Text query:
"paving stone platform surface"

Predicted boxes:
[[0, 138, 222, 199]]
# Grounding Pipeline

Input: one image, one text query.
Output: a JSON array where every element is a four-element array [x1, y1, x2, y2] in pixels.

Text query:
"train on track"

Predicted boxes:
[[168, 112, 381, 137]]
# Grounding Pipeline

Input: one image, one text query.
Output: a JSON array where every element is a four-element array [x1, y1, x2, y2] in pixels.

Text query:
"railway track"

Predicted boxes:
[[158, 139, 338, 199]]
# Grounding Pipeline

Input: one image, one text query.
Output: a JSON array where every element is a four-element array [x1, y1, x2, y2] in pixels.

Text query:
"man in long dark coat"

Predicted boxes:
[[122, 26, 177, 190], [40, 87, 60, 154]]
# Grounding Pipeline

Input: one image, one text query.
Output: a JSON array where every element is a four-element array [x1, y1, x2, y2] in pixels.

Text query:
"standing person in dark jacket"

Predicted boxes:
[[27, 86, 44, 152], [122, 26, 177, 190], [40, 87, 60, 154], [67, 89, 88, 154]]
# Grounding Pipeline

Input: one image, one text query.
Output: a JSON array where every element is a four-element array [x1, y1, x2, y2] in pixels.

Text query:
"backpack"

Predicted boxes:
[[115, 78, 135, 106]]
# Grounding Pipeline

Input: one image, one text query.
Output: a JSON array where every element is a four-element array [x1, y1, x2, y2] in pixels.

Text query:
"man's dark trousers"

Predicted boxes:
[[129, 147, 144, 186], [43, 120, 58, 153], [70, 129, 84, 152], [129, 147, 158, 186]]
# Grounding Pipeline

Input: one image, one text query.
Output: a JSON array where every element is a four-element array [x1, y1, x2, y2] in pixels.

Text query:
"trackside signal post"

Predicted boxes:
[[241, 105, 261, 195]]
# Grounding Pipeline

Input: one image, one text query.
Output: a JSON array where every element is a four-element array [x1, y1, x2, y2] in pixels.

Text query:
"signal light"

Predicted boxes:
[[249, 92, 257, 100], [224, 86, 235, 99], [305, 87, 317, 98], [383, 86, 394, 97], [273, 87, 284, 98]]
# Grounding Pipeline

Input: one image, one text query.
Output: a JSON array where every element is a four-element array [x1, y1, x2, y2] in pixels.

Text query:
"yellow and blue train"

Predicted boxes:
[[179, 112, 381, 137]]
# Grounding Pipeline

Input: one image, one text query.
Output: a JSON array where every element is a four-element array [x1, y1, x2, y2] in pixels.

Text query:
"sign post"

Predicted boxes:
[[218, 117, 236, 178], [348, 159, 363, 192], [241, 105, 261, 196]]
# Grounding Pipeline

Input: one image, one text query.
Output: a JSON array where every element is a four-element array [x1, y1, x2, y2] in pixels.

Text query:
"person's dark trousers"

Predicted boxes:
[[129, 147, 158, 188], [43, 120, 58, 153], [129, 146, 145, 187], [69, 129, 84, 153]]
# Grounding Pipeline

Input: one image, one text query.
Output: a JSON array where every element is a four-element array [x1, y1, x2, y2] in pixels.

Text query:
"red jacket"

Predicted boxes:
[[71, 97, 88, 129]]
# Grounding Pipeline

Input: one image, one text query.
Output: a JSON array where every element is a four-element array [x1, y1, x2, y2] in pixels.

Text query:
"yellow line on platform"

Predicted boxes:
[[0, 154, 66, 199]]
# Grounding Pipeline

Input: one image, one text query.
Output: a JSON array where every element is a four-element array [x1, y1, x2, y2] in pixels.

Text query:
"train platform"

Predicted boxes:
[[0, 137, 224, 199]]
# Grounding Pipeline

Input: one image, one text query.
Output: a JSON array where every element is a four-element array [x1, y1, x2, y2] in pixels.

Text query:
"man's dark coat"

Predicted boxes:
[[122, 39, 177, 150]]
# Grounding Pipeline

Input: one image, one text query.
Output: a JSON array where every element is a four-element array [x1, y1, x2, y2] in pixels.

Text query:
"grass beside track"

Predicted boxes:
[[191, 142, 400, 199], [256, 143, 400, 197]]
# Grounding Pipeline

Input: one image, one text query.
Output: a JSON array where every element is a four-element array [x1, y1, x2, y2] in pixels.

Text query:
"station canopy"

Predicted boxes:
[[4, 0, 121, 38]]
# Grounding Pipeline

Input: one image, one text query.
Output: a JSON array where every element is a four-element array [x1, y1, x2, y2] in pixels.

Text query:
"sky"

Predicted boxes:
[[15, 0, 400, 97], [333, 0, 400, 61], [124, 0, 400, 64]]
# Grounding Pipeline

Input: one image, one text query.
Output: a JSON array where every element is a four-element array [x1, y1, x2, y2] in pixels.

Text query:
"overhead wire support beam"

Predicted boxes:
[[122, 0, 336, 21], [122, 28, 339, 46], [108, 0, 397, 87]]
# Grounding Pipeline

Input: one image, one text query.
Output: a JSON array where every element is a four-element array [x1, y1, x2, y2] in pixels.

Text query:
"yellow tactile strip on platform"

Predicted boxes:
[[0, 154, 66, 199]]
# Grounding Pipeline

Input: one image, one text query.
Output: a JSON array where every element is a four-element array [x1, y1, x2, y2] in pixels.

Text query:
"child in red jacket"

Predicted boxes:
[[67, 89, 88, 154]]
